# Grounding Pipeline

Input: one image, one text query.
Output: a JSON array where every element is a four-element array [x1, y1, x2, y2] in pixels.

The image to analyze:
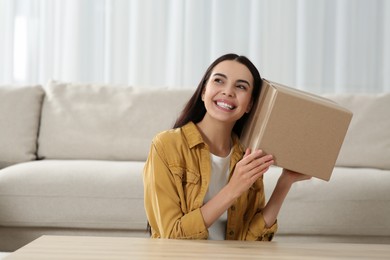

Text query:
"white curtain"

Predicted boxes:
[[0, 0, 389, 93]]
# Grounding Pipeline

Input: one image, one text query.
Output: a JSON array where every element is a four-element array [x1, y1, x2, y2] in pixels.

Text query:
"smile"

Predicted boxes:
[[216, 101, 236, 110]]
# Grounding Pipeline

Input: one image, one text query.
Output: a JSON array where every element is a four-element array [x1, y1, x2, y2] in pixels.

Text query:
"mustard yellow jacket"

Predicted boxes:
[[143, 122, 277, 240]]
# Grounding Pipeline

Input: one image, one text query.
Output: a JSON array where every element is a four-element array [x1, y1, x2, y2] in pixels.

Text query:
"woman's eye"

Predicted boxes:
[[237, 85, 247, 90], [214, 78, 223, 84]]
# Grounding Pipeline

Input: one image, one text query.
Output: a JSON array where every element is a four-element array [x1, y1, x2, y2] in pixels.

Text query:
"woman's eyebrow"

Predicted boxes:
[[212, 73, 227, 79], [237, 79, 250, 86]]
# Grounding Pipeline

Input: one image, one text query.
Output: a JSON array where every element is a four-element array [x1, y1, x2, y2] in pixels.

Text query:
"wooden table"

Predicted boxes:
[[6, 235, 390, 259]]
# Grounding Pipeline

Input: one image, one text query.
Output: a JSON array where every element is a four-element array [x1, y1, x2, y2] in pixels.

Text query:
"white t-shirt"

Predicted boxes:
[[204, 149, 232, 240]]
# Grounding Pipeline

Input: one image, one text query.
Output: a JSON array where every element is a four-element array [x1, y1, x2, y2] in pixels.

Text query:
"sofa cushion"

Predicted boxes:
[[0, 85, 44, 169], [38, 81, 193, 161], [264, 166, 390, 237], [0, 160, 146, 230], [324, 94, 390, 169]]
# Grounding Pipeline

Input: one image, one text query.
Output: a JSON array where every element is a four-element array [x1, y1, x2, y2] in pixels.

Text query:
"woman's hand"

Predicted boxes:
[[279, 169, 312, 187], [227, 148, 274, 199], [201, 148, 273, 228]]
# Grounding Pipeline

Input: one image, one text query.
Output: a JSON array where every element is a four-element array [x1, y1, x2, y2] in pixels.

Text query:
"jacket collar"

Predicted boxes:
[[181, 122, 244, 158], [181, 121, 205, 149]]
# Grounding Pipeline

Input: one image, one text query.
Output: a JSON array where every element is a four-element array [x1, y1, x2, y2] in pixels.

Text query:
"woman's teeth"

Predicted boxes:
[[216, 101, 234, 110]]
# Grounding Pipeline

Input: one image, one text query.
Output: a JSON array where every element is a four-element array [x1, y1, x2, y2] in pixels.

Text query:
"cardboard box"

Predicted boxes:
[[240, 79, 353, 181]]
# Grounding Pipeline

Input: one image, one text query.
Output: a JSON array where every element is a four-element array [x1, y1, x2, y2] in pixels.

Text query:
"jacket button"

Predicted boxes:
[[230, 205, 236, 211], [229, 230, 234, 236]]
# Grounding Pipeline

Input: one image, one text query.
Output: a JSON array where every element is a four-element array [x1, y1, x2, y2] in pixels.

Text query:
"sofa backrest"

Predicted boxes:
[[325, 93, 390, 170], [1, 81, 388, 170], [0, 85, 44, 169], [37, 81, 193, 161]]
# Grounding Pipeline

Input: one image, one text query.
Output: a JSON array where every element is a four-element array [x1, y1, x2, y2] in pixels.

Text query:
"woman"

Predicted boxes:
[[143, 53, 311, 241]]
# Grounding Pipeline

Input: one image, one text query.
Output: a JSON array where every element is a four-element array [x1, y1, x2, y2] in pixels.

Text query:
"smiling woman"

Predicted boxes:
[[0, 0, 389, 93], [143, 53, 311, 241]]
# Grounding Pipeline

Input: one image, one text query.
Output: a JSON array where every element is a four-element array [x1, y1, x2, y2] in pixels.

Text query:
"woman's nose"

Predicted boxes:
[[222, 85, 235, 97]]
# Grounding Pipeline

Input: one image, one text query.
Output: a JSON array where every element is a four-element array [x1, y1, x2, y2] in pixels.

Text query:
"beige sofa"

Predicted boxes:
[[0, 81, 389, 251]]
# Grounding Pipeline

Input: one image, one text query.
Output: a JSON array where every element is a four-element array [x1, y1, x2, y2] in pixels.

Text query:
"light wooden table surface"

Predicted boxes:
[[6, 235, 390, 259]]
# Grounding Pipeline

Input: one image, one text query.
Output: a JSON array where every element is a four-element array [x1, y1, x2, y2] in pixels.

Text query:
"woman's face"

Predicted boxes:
[[202, 60, 254, 125]]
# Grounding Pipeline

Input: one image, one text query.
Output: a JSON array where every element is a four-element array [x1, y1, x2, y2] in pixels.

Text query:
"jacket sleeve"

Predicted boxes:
[[245, 213, 278, 241], [244, 179, 278, 241], [143, 139, 208, 239]]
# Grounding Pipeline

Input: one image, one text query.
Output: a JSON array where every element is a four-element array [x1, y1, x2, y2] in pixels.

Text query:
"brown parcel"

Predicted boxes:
[[240, 79, 353, 181]]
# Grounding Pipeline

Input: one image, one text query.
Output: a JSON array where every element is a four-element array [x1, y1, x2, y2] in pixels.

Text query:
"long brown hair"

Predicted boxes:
[[173, 53, 262, 137]]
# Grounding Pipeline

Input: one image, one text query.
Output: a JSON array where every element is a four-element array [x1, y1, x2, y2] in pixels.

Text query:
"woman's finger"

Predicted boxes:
[[246, 153, 274, 173]]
